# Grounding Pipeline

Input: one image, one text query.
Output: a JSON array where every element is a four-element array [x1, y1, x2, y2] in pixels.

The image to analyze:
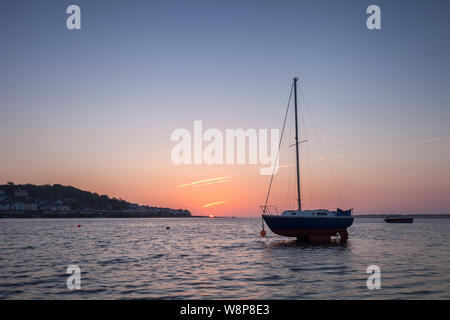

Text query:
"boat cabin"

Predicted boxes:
[[282, 209, 335, 217], [281, 208, 352, 217]]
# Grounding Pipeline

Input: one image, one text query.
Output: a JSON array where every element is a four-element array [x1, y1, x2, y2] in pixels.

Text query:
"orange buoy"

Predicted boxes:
[[260, 229, 266, 237]]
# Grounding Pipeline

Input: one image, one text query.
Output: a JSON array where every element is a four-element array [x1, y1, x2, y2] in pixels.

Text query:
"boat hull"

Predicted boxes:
[[262, 215, 354, 241], [384, 217, 413, 223]]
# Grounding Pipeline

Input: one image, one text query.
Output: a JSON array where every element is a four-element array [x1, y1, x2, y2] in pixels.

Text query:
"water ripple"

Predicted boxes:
[[0, 217, 449, 299]]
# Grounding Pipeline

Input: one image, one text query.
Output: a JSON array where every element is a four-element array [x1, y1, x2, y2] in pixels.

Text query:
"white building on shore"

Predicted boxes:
[[12, 202, 37, 211], [49, 201, 71, 212], [14, 189, 28, 197]]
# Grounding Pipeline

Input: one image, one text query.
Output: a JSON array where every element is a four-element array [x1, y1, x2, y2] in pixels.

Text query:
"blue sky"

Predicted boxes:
[[1, 1, 449, 214]]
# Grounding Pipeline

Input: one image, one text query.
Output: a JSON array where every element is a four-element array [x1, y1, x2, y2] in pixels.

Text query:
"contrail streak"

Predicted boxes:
[[202, 200, 226, 208], [177, 176, 232, 188], [402, 135, 450, 146]]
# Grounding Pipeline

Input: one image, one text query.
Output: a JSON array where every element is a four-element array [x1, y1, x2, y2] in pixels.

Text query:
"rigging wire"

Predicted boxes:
[[280, 103, 293, 209], [262, 82, 294, 218], [299, 96, 313, 209], [282, 102, 294, 211], [299, 88, 346, 208], [287, 103, 293, 210]]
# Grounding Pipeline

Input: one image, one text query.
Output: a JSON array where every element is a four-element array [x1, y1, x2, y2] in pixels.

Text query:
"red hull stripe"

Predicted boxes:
[[271, 228, 348, 238]]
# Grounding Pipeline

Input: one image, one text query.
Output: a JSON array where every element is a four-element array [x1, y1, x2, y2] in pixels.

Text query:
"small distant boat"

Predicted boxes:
[[384, 216, 414, 223], [260, 77, 354, 242]]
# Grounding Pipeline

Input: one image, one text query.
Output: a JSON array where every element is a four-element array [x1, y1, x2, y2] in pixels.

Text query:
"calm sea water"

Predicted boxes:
[[0, 217, 449, 299]]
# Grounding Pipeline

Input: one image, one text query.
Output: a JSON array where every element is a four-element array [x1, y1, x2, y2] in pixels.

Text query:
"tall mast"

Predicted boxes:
[[293, 77, 301, 211]]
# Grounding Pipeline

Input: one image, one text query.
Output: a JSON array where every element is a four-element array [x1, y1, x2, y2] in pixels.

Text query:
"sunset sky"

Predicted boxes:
[[1, 0, 449, 216]]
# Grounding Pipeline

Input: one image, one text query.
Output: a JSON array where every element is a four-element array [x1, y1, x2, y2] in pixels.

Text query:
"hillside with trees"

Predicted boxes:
[[0, 183, 191, 218]]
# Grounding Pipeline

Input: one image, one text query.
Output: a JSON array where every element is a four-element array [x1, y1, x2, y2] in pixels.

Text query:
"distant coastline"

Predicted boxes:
[[0, 183, 191, 219], [354, 214, 450, 219], [0, 212, 200, 219]]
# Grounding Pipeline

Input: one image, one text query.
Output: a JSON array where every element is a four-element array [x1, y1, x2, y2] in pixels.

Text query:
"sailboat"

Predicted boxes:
[[261, 77, 354, 242]]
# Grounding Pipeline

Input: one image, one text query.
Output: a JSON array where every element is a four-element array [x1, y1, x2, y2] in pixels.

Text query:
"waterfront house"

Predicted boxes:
[[14, 189, 28, 198], [49, 201, 71, 212], [12, 202, 37, 211]]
